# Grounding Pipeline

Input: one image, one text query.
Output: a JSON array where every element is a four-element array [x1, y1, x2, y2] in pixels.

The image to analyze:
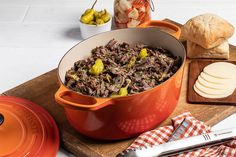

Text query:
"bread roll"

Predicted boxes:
[[187, 40, 229, 59], [183, 13, 234, 49]]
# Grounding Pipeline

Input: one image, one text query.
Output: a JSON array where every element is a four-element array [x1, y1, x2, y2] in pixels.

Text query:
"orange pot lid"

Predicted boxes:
[[0, 96, 59, 157]]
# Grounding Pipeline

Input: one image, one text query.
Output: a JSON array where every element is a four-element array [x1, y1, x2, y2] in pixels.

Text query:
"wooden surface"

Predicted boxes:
[[188, 61, 236, 105], [2, 20, 236, 157]]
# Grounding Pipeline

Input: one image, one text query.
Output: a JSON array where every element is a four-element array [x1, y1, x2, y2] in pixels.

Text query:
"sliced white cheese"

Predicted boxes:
[[200, 72, 236, 85], [203, 62, 236, 79], [193, 62, 236, 99], [197, 75, 230, 90], [194, 84, 235, 99], [195, 80, 231, 95]]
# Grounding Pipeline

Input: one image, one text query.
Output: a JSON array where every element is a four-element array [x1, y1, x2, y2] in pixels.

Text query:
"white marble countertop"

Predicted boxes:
[[0, 0, 236, 156]]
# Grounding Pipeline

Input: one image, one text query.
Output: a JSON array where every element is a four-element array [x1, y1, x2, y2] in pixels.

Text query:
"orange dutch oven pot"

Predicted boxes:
[[55, 20, 186, 140]]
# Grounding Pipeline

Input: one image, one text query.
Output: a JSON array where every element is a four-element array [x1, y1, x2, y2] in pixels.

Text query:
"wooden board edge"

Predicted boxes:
[[61, 130, 102, 157], [188, 101, 236, 105], [187, 60, 194, 103]]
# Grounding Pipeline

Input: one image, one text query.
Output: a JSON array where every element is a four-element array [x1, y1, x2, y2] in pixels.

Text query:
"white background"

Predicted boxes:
[[0, 0, 236, 156]]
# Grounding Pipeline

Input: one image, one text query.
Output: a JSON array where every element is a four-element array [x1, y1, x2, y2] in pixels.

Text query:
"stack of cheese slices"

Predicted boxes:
[[194, 62, 236, 98]]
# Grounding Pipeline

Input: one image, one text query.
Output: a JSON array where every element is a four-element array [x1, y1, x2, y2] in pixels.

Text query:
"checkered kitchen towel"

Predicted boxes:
[[127, 112, 236, 156]]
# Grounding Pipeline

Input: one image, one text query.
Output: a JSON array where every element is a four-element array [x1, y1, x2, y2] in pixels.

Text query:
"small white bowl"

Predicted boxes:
[[79, 18, 112, 39]]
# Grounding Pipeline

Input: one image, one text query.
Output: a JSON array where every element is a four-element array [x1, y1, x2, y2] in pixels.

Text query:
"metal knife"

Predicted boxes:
[[117, 127, 236, 157]]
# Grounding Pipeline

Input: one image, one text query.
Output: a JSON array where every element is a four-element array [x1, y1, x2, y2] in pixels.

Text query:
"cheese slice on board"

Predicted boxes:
[[203, 62, 236, 79], [194, 85, 235, 99], [197, 75, 230, 90], [200, 72, 236, 85], [195, 80, 231, 95]]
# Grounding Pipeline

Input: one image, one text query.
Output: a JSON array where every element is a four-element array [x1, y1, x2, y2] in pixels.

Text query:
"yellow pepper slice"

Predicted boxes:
[[111, 79, 131, 97], [89, 59, 104, 75], [139, 48, 148, 59], [128, 57, 136, 68]]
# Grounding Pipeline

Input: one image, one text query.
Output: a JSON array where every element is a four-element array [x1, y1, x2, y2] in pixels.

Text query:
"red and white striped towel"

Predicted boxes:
[[127, 112, 236, 157]]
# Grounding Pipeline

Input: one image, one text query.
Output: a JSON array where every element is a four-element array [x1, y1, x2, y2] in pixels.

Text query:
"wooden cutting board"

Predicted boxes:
[[2, 20, 236, 157], [188, 61, 236, 105]]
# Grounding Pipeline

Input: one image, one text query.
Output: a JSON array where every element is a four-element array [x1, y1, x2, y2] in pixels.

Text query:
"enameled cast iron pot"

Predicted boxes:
[[55, 21, 186, 140]]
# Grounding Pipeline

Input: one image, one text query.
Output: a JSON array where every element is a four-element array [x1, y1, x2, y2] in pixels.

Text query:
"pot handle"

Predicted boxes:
[[55, 86, 113, 111], [139, 20, 181, 39], [0, 113, 4, 126]]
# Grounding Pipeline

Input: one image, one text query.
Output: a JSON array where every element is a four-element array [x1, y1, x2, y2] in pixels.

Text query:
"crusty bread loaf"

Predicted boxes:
[[183, 13, 234, 49], [187, 40, 229, 59]]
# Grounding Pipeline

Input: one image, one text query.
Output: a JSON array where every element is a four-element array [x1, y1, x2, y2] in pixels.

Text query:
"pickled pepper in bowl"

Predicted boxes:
[[80, 0, 111, 25]]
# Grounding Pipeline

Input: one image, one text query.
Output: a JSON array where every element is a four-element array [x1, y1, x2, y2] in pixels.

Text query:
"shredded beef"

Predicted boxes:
[[65, 39, 182, 97]]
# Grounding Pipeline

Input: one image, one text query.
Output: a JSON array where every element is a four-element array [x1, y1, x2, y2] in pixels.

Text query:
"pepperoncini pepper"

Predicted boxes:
[[159, 72, 167, 81], [96, 18, 105, 25], [128, 57, 136, 68], [94, 11, 98, 17], [67, 74, 79, 81], [89, 58, 104, 75], [118, 87, 128, 96], [80, 0, 97, 24], [101, 10, 110, 22], [85, 8, 96, 16], [80, 9, 95, 24], [139, 48, 148, 59], [88, 21, 96, 25], [111, 79, 131, 97]]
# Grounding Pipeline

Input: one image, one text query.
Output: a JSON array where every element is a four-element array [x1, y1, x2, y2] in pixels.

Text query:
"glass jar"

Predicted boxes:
[[114, 0, 153, 28]]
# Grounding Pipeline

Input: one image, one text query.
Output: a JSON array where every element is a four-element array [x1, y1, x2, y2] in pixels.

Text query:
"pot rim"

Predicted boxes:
[[57, 27, 186, 100]]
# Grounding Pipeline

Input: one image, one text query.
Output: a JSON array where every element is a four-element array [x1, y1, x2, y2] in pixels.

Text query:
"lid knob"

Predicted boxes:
[[0, 113, 4, 125]]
